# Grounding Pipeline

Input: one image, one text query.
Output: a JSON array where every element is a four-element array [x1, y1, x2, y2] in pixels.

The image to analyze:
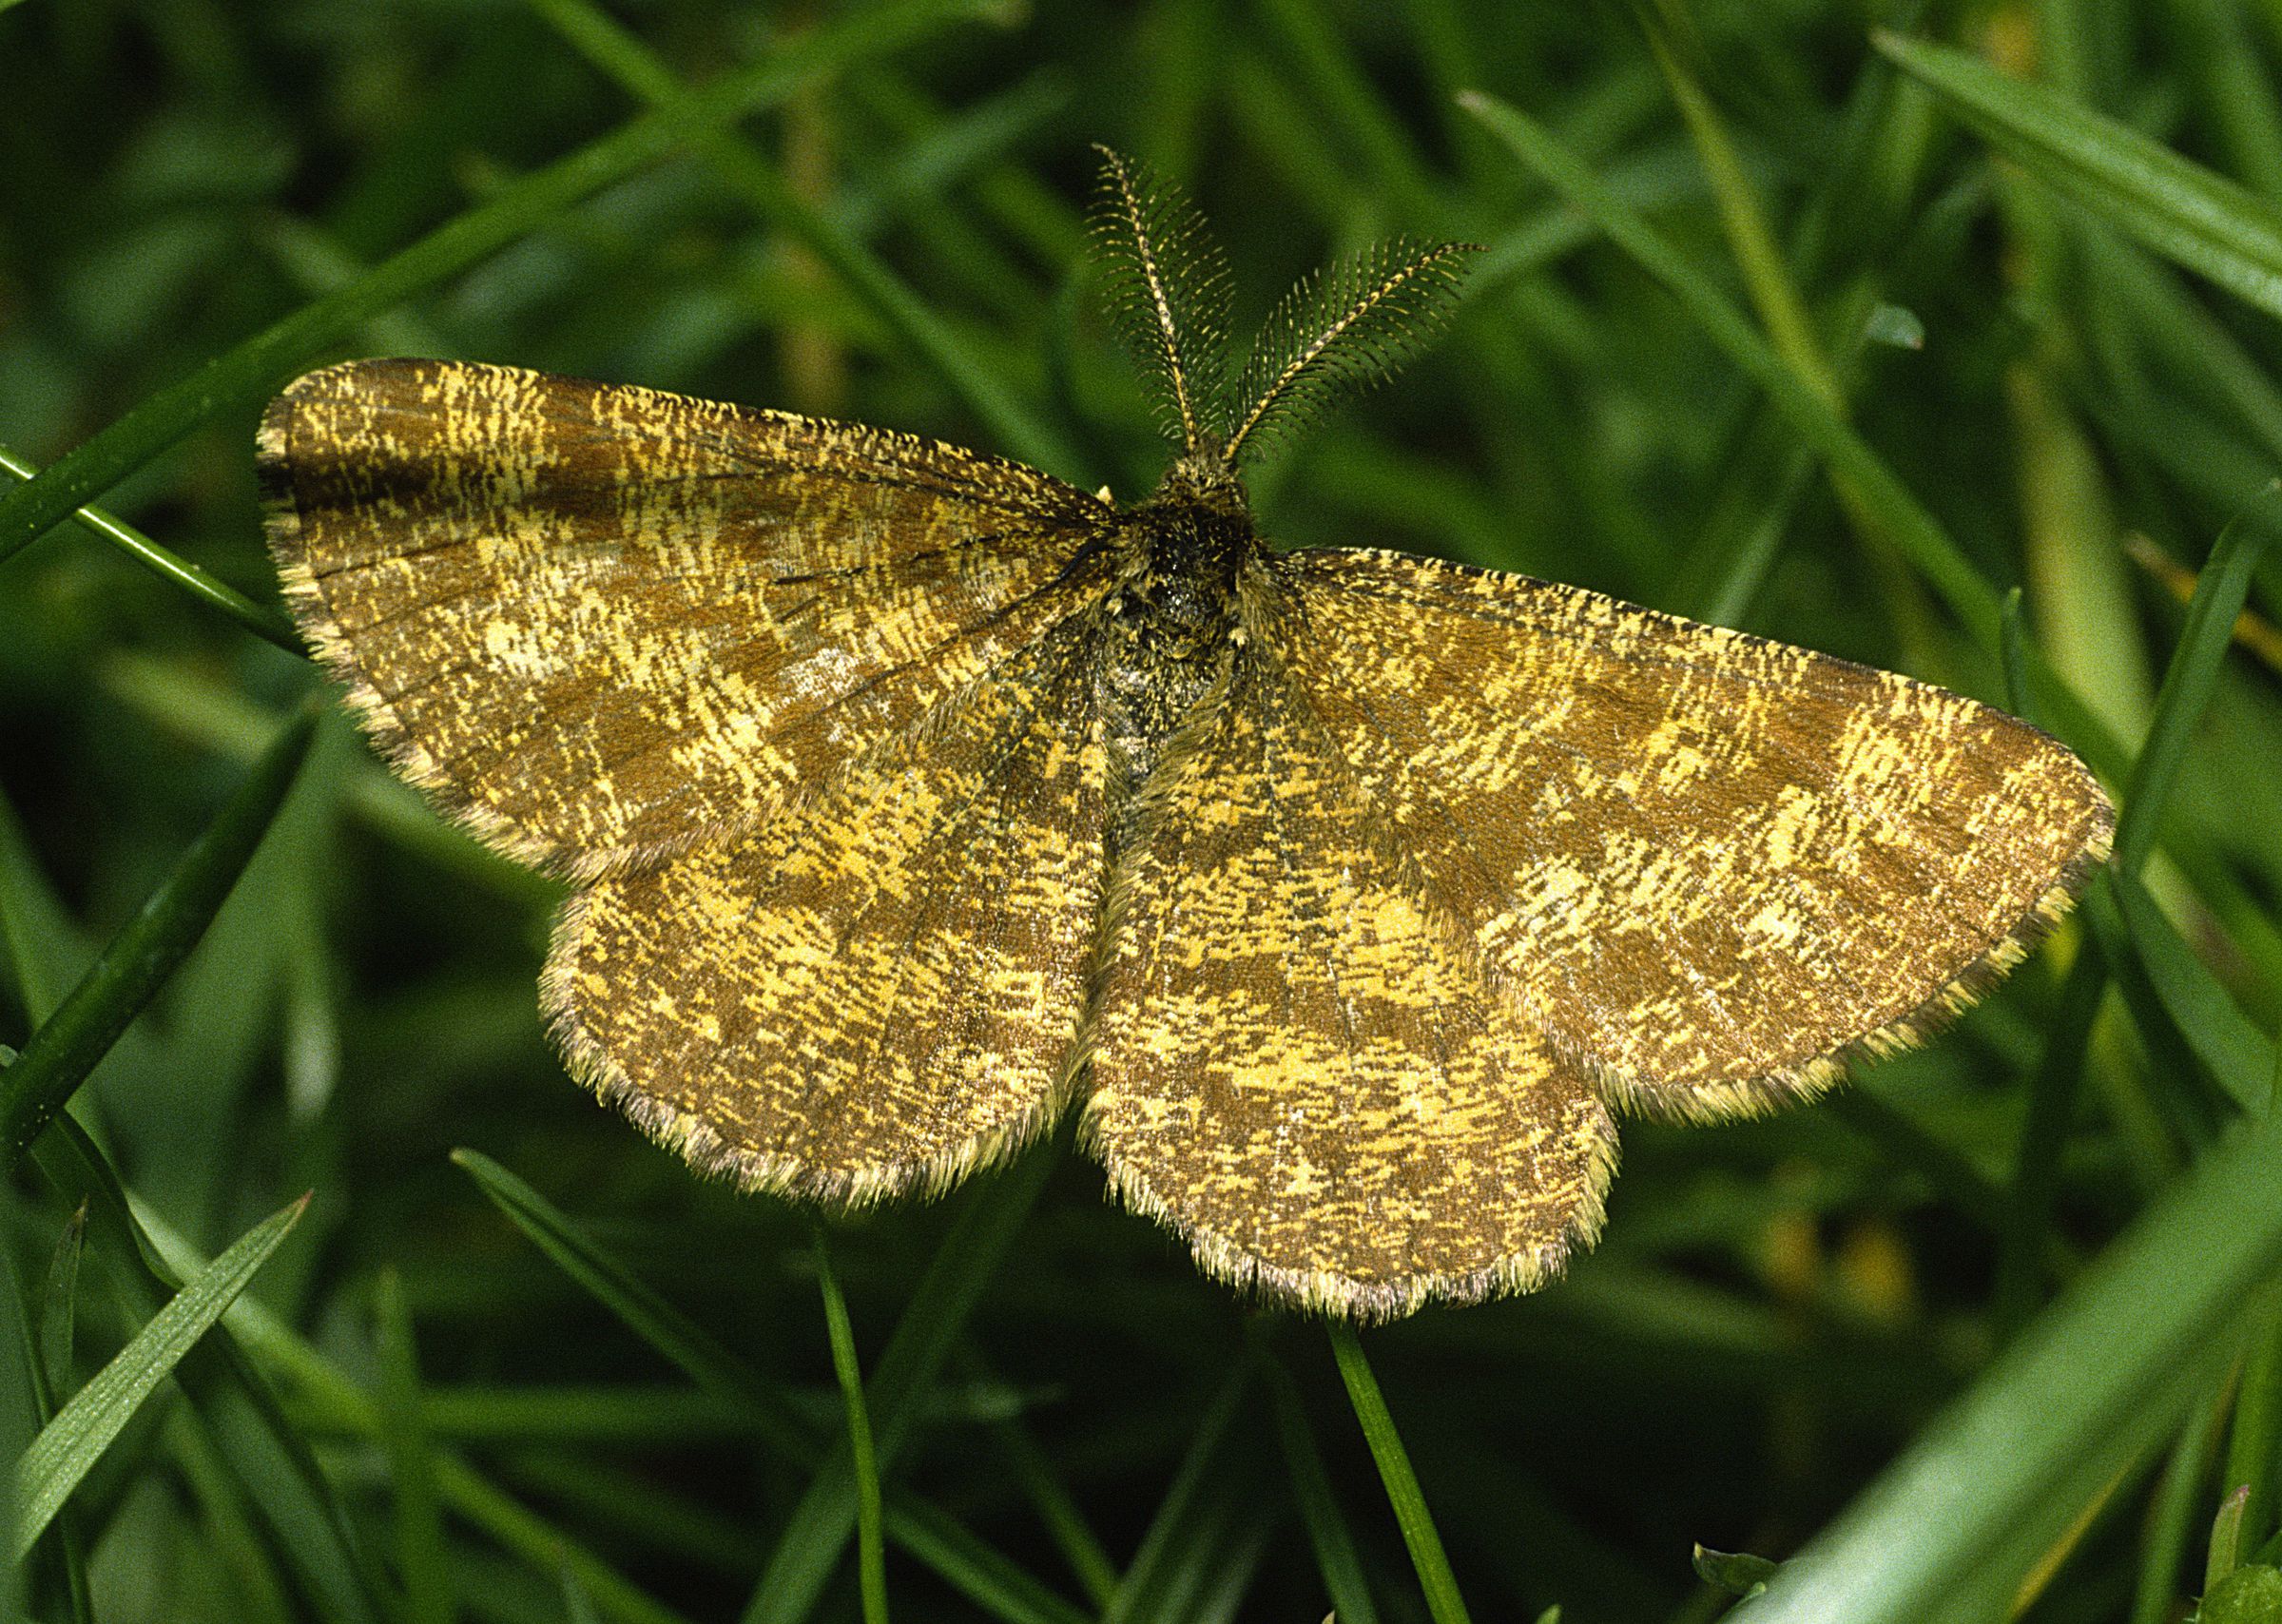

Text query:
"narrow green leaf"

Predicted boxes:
[[1642, 16, 1842, 411], [2217, 1485, 2256, 1591], [2135, 1392, 2231, 1624], [25, 1205, 91, 1624], [2114, 485, 2282, 877], [0, 700, 319, 1169], [1873, 31, 2282, 326], [1693, 1544, 1781, 1596], [1456, 87, 2128, 784], [29, 1119, 384, 1623], [0, 0, 1004, 563], [742, 1143, 1057, 1624], [2229, 1292, 2282, 1560], [450, 1149, 810, 1454], [812, 1230, 888, 1624], [986, 1411, 1117, 1607], [376, 1268, 454, 1624], [455, 1149, 1077, 1624], [0, 439, 302, 654], [15, 1194, 309, 1557], [1327, 1323, 1474, 1624], [522, 0, 1080, 477], [1102, 1367, 1250, 1624], [872, 1495, 1092, 1624], [1729, 1092, 2282, 1622], [1266, 1355, 1379, 1624], [2108, 871, 2277, 1111], [37, 1206, 85, 1406], [428, 1455, 696, 1624]]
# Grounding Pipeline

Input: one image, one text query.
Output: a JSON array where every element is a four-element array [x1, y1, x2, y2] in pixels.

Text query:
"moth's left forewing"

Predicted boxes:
[[262, 358, 1115, 880], [1274, 547, 2114, 1123]]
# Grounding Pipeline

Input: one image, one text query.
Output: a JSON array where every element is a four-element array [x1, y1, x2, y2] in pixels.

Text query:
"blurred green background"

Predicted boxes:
[[6, 1, 2282, 1621]]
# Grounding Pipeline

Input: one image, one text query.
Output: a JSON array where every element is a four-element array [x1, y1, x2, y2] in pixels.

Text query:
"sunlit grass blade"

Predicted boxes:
[[14, 1194, 309, 1558], [1731, 1089, 2282, 1621], [1639, 15, 1840, 411], [1327, 1324, 1474, 1624], [0, 440, 302, 653], [1266, 1352, 1379, 1624], [0, 699, 319, 1170], [742, 1145, 1057, 1624], [1457, 87, 2128, 781], [0, 0, 1004, 563], [812, 1230, 888, 1624], [1872, 31, 2282, 327]]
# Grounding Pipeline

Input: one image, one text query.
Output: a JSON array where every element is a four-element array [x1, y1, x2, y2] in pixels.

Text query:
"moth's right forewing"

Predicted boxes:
[[262, 358, 1113, 880], [1276, 548, 2113, 1122]]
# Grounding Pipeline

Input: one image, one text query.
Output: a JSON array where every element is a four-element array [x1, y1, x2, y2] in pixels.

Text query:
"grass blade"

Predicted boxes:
[[1730, 1092, 2282, 1621], [1266, 1353, 1379, 1624], [1101, 1366, 1251, 1624], [455, 1149, 1079, 1624], [522, 0, 1080, 478], [2113, 484, 2282, 877], [0, 0, 1003, 563], [450, 1149, 810, 1454], [376, 1268, 454, 1624], [743, 1143, 1057, 1624], [1457, 87, 2128, 782], [1873, 31, 2282, 326], [812, 1230, 888, 1624], [2107, 872, 2277, 1111], [1327, 1323, 1474, 1624], [0, 440, 302, 653], [0, 699, 319, 1169], [14, 1193, 309, 1557]]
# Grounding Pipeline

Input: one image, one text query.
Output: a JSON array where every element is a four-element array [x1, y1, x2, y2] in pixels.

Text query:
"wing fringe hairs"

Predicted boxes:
[[1084, 1116, 1619, 1323]]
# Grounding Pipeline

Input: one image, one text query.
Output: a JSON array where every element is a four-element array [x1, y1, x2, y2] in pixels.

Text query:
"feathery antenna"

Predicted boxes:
[[1088, 145, 1234, 456], [1225, 242, 1479, 465]]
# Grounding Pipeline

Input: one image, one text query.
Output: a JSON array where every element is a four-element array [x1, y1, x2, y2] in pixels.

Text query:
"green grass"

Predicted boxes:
[[5, 2, 2282, 1619]]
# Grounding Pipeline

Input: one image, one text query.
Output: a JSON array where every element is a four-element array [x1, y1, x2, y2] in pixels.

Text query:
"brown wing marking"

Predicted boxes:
[[1279, 548, 2115, 1122], [262, 358, 1113, 880], [1083, 652, 1615, 1320], [543, 620, 1111, 1201]]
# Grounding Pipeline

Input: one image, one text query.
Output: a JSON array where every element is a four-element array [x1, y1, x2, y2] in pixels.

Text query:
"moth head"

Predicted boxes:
[[1088, 145, 1481, 476]]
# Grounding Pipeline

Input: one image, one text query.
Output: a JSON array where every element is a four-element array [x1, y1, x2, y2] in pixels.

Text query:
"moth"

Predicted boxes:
[[261, 148, 2112, 1320]]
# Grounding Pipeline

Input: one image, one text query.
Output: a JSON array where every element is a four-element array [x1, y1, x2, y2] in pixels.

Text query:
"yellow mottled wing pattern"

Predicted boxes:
[[1084, 652, 1616, 1319], [546, 618, 1112, 1199], [262, 358, 1112, 878], [1277, 549, 2115, 1121]]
